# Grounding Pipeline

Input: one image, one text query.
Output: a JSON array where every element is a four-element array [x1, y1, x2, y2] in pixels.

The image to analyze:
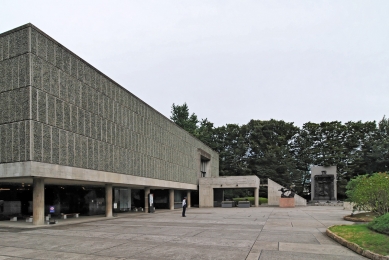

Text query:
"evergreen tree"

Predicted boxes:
[[170, 103, 199, 135], [170, 103, 389, 200]]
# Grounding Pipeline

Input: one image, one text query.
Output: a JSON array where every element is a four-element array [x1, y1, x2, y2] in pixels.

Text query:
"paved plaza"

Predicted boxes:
[[0, 206, 366, 260]]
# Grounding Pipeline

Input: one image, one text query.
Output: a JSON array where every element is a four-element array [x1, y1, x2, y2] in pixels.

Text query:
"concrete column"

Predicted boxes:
[[169, 189, 174, 210], [33, 178, 45, 225], [144, 187, 150, 213], [105, 184, 113, 217], [254, 188, 259, 207], [187, 191, 191, 208]]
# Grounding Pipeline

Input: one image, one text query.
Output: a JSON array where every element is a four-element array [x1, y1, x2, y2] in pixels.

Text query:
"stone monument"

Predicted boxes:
[[311, 166, 337, 201]]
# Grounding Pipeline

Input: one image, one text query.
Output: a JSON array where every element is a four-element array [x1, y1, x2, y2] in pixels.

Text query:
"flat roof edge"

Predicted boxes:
[[0, 23, 32, 37]]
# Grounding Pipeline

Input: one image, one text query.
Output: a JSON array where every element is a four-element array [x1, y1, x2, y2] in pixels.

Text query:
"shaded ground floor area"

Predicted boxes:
[[0, 161, 198, 224], [0, 206, 366, 260], [0, 181, 191, 222]]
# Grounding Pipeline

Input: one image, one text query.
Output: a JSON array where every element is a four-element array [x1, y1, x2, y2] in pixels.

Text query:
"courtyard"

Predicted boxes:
[[0, 206, 366, 260]]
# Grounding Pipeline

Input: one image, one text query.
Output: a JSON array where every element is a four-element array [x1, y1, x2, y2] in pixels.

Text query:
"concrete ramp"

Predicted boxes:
[[267, 178, 307, 206]]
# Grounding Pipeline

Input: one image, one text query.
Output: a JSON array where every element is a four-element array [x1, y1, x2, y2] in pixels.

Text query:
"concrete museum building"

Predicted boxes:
[[0, 24, 259, 225], [0, 24, 260, 225]]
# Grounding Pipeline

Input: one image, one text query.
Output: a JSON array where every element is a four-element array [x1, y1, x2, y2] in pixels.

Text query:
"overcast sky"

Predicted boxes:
[[2, 1, 388, 127]]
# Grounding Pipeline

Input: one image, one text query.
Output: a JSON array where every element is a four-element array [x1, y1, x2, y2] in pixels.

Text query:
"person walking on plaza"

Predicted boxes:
[[182, 197, 187, 217]]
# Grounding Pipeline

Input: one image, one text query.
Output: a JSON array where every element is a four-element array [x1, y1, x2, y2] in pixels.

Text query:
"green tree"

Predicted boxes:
[[212, 124, 249, 176], [169, 103, 389, 201], [368, 117, 389, 173], [170, 103, 199, 135], [195, 118, 215, 148], [243, 119, 300, 190], [346, 173, 389, 216]]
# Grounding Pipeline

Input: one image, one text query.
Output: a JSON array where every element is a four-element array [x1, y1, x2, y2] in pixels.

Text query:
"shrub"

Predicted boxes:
[[346, 173, 389, 216], [368, 213, 389, 235]]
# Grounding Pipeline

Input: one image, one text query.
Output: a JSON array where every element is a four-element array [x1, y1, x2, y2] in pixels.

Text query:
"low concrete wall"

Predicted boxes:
[[268, 179, 306, 206], [343, 202, 355, 210]]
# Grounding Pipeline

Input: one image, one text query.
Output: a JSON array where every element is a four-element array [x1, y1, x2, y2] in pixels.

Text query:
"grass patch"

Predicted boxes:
[[232, 197, 268, 205], [329, 224, 389, 256]]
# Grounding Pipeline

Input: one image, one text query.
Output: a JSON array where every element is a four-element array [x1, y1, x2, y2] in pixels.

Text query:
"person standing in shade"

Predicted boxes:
[[182, 197, 187, 217]]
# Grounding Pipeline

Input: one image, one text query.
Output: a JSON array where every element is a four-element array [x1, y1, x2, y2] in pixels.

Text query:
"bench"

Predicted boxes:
[[61, 213, 80, 219], [46, 220, 58, 225], [25, 214, 51, 222], [238, 201, 251, 208], [221, 201, 234, 208]]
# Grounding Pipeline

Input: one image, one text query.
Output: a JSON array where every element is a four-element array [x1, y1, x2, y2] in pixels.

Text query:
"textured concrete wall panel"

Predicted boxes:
[[32, 55, 42, 90], [74, 134, 81, 168], [42, 123, 51, 163], [33, 121, 42, 162], [19, 121, 26, 161], [52, 127, 59, 165], [11, 123, 20, 162], [68, 132, 74, 166], [59, 129, 67, 166], [42, 61, 50, 93], [0, 54, 30, 93], [37, 90, 47, 124], [0, 28, 29, 61], [0, 87, 30, 124], [47, 94, 55, 126]]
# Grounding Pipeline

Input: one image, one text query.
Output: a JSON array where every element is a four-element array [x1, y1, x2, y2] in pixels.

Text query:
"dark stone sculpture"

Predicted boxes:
[[310, 166, 337, 201], [313, 175, 334, 200], [278, 187, 296, 198]]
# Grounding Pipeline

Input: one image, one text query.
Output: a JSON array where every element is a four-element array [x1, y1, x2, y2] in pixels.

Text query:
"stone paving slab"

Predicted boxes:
[[259, 250, 366, 260], [251, 241, 279, 253], [291, 220, 326, 227], [0, 206, 367, 260], [261, 225, 322, 232], [0, 246, 38, 258], [93, 240, 164, 258], [194, 228, 260, 240], [130, 242, 249, 260], [258, 231, 320, 244], [279, 242, 361, 256], [0, 246, 123, 260], [312, 232, 341, 245], [169, 235, 254, 248]]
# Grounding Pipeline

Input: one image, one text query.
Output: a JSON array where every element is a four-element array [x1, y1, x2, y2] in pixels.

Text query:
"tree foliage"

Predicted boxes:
[[346, 173, 389, 216], [170, 103, 199, 135], [170, 103, 389, 199]]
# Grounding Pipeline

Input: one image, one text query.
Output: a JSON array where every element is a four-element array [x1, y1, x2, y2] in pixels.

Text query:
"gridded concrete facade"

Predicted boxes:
[[0, 24, 219, 185]]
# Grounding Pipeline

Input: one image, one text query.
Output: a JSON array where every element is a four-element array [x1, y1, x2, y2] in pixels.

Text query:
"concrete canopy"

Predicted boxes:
[[0, 161, 197, 190]]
